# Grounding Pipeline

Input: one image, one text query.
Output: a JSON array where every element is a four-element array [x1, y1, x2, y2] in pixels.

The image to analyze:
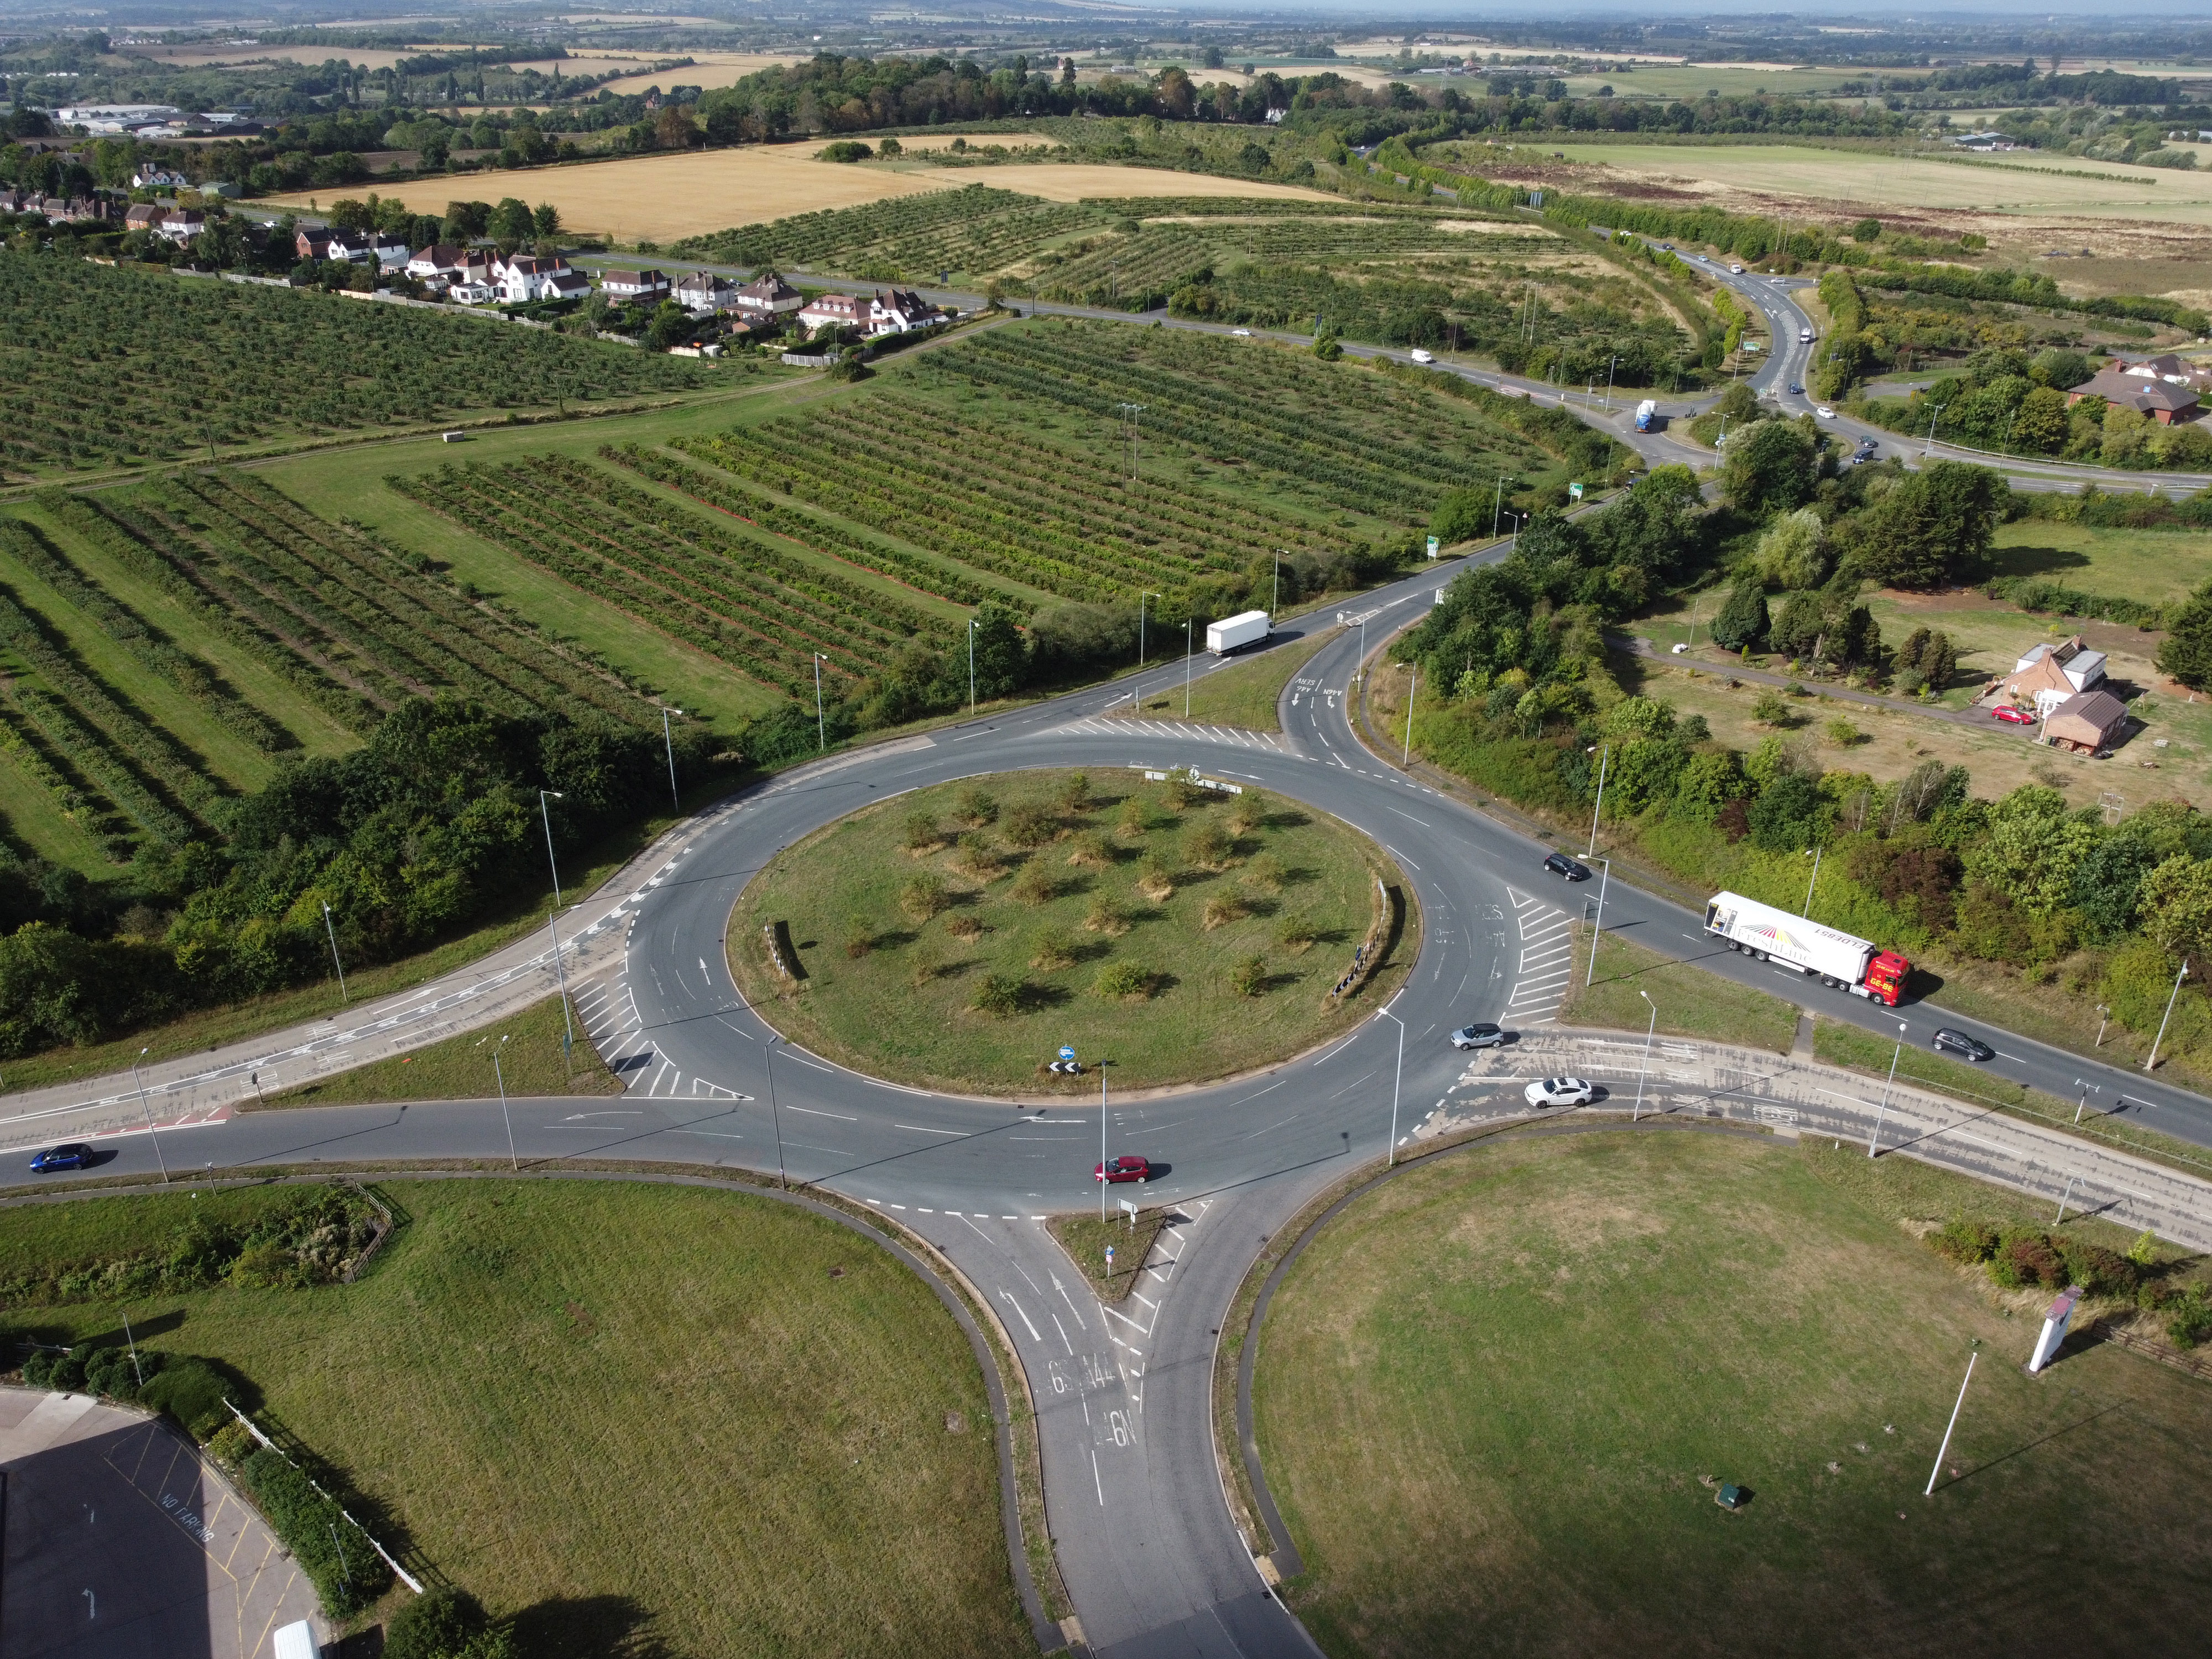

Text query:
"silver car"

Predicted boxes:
[[1451, 1023, 1505, 1050]]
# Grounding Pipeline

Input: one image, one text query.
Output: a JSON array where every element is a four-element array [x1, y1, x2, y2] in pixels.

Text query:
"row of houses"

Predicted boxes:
[[285, 236, 946, 335]]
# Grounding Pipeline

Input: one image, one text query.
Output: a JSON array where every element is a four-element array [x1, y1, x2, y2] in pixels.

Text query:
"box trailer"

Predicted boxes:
[[1206, 610, 1270, 656], [1634, 399, 1656, 432], [1703, 890, 1907, 1005]]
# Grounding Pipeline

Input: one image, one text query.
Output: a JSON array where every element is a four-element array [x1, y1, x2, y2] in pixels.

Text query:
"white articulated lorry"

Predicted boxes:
[[1206, 610, 1271, 655], [1703, 890, 1908, 1005]]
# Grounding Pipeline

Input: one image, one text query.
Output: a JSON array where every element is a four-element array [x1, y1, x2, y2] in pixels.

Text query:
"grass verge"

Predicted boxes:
[[1813, 1016, 2212, 1183], [0, 1177, 1032, 1658], [1254, 1129, 2212, 1657], [1562, 926, 1802, 1054], [1113, 627, 1342, 732], [263, 994, 619, 1107], [1046, 1206, 1170, 1303]]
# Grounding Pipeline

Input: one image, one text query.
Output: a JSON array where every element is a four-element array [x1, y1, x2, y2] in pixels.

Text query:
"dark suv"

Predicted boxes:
[[1543, 852, 1592, 881]]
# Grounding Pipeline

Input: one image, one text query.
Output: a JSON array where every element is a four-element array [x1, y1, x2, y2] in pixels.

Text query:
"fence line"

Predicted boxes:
[[223, 1400, 424, 1594]]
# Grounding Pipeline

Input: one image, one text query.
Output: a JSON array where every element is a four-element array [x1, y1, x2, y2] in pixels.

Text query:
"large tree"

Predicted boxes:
[[1721, 417, 1818, 518], [2158, 578, 2212, 690], [1842, 461, 2004, 589]]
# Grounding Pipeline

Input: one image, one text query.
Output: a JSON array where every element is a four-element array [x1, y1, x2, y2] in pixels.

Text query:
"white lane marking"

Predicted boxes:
[[1051, 1312, 1075, 1355], [782, 1104, 857, 1120], [1384, 844, 1421, 869], [894, 1123, 967, 1135], [1385, 806, 1431, 827], [1092, 1448, 1105, 1505], [999, 1290, 1041, 1342]]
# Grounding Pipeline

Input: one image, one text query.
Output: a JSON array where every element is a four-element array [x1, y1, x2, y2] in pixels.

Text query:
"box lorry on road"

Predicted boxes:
[[1634, 399, 1656, 432], [1206, 610, 1271, 656], [1703, 891, 1908, 1004]]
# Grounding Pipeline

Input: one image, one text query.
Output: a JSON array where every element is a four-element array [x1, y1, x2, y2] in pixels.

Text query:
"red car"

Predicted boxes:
[[1992, 704, 2034, 725], [1094, 1156, 1151, 1183]]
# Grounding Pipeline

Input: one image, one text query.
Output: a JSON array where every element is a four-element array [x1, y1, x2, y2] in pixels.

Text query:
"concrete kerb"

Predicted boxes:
[[0, 1161, 1071, 1653]]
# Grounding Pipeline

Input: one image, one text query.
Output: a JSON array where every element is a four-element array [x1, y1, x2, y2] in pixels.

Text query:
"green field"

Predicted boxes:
[[729, 768, 1415, 1093], [1990, 519, 2212, 605], [1117, 627, 1342, 731], [1562, 926, 1802, 1053], [2, 1178, 1028, 1657], [267, 994, 619, 1106], [1255, 1130, 2212, 1657]]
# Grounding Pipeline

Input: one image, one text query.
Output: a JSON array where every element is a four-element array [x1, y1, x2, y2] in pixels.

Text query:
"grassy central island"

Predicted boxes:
[[729, 768, 1413, 1093], [1253, 1130, 2212, 1657]]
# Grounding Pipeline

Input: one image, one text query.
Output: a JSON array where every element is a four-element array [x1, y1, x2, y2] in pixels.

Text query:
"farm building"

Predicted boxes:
[[2045, 689, 2129, 754]]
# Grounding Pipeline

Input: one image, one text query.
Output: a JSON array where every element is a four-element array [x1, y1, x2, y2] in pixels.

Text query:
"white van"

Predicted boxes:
[[1408, 348, 1434, 364]]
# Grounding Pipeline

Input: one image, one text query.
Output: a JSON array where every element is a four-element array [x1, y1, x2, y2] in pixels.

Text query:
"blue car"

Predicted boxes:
[[29, 1144, 92, 1172]]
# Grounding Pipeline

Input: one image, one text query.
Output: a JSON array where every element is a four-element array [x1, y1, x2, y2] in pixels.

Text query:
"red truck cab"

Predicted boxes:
[[1863, 951, 1908, 1006]]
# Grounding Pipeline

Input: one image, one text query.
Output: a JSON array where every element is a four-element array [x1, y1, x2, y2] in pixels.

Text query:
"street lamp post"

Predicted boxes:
[[320, 901, 348, 1004], [132, 1047, 170, 1183], [1605, 354, 1619, 411], [1634, 990, 1656, 1122], [1490, 474, 1504, 538], [2147, 959, 2190, 1072], [2095, 1004, 2111, 1047], [539, 789, 565, 910], [660, 707, 683, 810], [1139, 592, 1160, 669], [1400, 664, 1418, 765], [1585, 744, 1609, 856], [494, 1035, 516, 1171], [1870, 1020, 1907, 1156], [812, 653, 827, 752], [1272, 551, 1283, 619], [1100, 1059, 1110, 1220], [1584, 857, 1613, 988], [968, 618, 980, 714], [1376, 1006, 1406, 1167], [1183, 618, 1193, 718], [764, 1035, 789, 1190], [1801, 844, 1823, 917], [1923, 404, 1944, 458]]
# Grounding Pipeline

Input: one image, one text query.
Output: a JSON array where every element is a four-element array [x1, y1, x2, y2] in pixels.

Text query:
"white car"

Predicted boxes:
[[1409, 348, 1434, 364], [1730, 263, 1744, 274], [1230, 327, 1252, 337], [1815, 406, 1835, 420], [1524, 1076, 1597, 1107]]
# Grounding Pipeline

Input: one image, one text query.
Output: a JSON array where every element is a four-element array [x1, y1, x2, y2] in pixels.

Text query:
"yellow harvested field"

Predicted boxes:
[[915, 164, 1340, 204], [597, 53, 806, 95], [265, 154, 1340, 241], [1546, 142, 2212, 226], [262, 147, 956, 243]]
